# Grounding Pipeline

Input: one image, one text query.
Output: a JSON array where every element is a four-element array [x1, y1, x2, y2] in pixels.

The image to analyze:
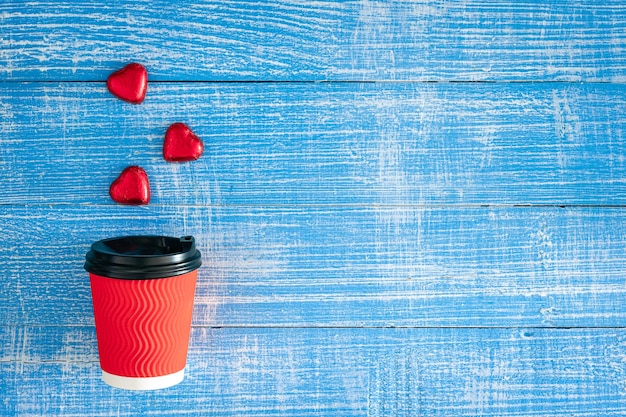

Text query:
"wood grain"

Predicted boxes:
[[2, 326, 625, 416], [3, 1, 626, 415], [2, 82, 626, 206], [2, 205, 625, 328], [2, 1, 626, 82]]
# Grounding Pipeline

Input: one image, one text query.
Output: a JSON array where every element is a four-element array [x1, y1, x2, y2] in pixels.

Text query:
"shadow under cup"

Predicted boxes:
[[84, 235, 202, 390]]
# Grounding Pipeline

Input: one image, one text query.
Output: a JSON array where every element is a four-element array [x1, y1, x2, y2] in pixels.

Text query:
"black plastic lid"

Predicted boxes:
[[84, 235, 202, 279]]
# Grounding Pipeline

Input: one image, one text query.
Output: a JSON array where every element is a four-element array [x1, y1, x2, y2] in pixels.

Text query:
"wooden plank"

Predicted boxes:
[[2, 204, 625, 327], [2, 82, 626, 206], [2, 325, 625, 416], [2, 1, 626, 82]]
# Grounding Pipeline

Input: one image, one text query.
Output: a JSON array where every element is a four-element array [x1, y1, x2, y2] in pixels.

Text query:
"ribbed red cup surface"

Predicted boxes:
[[89, 270, 198, 378]]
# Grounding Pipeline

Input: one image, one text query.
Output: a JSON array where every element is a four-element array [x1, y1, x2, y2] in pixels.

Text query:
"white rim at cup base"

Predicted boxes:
[[102, 369, 185, 390]]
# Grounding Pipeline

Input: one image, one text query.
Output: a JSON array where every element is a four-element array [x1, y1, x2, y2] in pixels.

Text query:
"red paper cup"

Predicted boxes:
[[84, 236, 201, 390]]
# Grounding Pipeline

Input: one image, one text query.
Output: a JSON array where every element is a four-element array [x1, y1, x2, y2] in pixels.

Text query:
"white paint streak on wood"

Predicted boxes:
[[2, 82, 626, 205], [1, 205, 625, 329], [2, 326, 625, 416], [2, 1, 626, 81], [2, 1, 626, 415]]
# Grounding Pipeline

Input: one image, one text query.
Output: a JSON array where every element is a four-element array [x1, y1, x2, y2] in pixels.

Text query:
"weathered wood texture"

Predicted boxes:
[[1, 205, 626, 328], [2, 0, 626, 81], [2, 82, 626, 206], [2, 1, 626, 416], [2, 326, 626, 417]]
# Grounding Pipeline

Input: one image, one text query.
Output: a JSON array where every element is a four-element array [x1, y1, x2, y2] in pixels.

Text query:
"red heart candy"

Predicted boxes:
[[106, 63, 148, 104], [109, 166, 151, 205], [163, 123, 204, 162]]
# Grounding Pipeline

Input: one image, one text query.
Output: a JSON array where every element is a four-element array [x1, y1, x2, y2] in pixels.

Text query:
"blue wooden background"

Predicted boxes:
[[2, 1, 626, 415]]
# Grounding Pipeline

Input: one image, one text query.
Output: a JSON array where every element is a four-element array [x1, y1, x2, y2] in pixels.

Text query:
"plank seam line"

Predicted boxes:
[[2, 203, 626, 209], [195, 325, 626, 330], [0, 80, 624, 85], [2, 325, 625, 330]]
